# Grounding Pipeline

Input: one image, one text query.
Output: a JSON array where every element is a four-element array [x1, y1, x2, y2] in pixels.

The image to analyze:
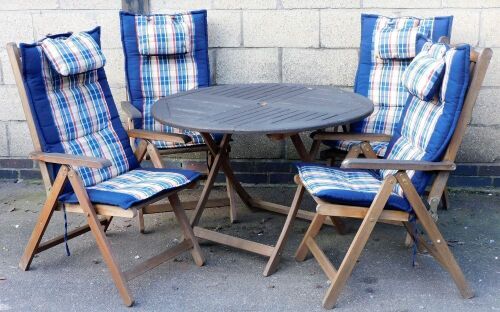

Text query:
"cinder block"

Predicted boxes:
[[457, 126, 500, 162], [0, 0, 58, 10], [0, 49, 15, 85], [0, 122, 8, 156], [282, 0, 359, 8], [0, 85, 24, 121], [102, 48, 126, 88], [321, 10, 361, 48], [243, 10, 319, 48], [59, 0, 121, 9], [32, 10, 122, 49], [208, 10, 241, 48], [285, 132, 313, 160], [213, 0, 277, 9], [8, 121, 33, 157], [443, 0, 500, 8], [0, 12, 34, 45], [230, 134, 284, 159], [483, 48, 500, 87], [448, 176, 492, 188], [363, 0, 441, 8], [215, 48, 280, 84], [282, 48, 358, 86], [472, 89, 500, 126], [396, 9, 480, 46], [150, 0, 212, 11], [480, 9, 500, 47], [208, 48, 216, 83]]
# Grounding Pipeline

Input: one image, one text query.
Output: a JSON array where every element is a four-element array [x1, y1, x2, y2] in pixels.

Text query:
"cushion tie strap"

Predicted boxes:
[[410, 217, 417, 267], [62, 203, 71, 256]]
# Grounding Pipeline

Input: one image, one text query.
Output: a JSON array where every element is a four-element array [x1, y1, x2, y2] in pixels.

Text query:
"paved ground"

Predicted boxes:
[[0, 180, 499, 312]]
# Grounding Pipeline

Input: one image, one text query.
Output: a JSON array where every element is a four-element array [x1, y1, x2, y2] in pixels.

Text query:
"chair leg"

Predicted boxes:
[[295, 213, 327, 262], [19, 166, 69, 271], [168, 194, 205, 267], [68, 170, 134, 307], [137, 210, 145, 234], [441, 188, 450, 210], [396, 172, 473, 299], [226, 176, 238, 223], [322, 176, 396, 309], [103, 216, 113, 233], [263, 184, 305, 276]]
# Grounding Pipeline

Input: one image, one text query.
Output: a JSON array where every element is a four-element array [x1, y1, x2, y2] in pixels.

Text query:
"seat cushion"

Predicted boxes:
[[297, 163, 410, 212], [324, 140, 388, 157], [59, 168, 200, 208], [156, 132, 224, 150]]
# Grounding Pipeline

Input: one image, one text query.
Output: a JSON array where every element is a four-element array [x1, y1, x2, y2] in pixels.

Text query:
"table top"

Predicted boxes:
[[152, 83, 373, 135]]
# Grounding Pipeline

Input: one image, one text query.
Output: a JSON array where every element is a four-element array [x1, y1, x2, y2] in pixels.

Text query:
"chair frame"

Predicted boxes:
[[293, 46, 492, 309], [7, 42, 206, 306], [121, 99, 238, 232]]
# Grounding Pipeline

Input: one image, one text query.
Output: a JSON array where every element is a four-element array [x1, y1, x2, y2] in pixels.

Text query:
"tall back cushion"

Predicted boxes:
[[20, 27, 138, 187], [351, 14, 453, 137], [381, 43, 471, 196], [120, 11, 210, 148]]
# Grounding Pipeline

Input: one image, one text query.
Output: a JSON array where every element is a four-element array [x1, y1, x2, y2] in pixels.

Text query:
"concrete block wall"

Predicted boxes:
[[0, 0, 498, 189]]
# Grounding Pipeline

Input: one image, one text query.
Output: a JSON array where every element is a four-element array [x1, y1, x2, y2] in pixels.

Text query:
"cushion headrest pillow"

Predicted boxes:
[[41, 32, 106, 76]]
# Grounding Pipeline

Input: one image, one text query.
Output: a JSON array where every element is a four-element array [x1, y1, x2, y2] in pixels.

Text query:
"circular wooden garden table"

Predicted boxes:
[[153, 83, 373, 275]]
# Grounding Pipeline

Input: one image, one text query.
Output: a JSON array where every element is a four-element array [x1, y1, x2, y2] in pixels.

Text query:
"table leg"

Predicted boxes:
[[190, 134, 232, 227]]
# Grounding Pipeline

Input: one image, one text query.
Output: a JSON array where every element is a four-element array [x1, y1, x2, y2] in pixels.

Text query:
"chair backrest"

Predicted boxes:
[[381, 42, 492, 196], [351, 14, 453, 137], [120, 10, 210, 146], [8, 27, 138, 189]]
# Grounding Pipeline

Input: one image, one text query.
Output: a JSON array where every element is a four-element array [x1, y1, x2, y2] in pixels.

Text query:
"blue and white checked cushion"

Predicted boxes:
[[136, 14, 192, 55], [374, 26, 419, 59], [326, 15, 452, 156], [325, 140, 388, 157], [382, 45, 470, 196], [401, 42, 447, 101], [41, 32, 106, 76], [40, 44, 132, 187], [60, 168, 200, 208], [122, 12, 212, 149], [297, 164, 410, 212]]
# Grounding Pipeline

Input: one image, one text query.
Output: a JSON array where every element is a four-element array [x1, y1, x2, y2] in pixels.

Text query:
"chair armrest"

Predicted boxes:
[[341, 158, 456, 171], [127, 129, 192, 144], [29, 152, 112, 169], [311, 131, 392, 142], [121, 101, 142, 120]]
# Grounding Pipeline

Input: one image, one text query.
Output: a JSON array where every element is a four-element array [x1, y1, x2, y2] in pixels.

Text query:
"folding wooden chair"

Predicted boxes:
[[293, 43, 492, 309], [120, 10, 237, 233], [311, 14, 454, 211], [7, 27, 205, 306]]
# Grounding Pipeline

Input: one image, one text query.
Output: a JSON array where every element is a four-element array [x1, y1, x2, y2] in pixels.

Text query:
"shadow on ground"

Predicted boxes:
[[0, 181, 499, 311]]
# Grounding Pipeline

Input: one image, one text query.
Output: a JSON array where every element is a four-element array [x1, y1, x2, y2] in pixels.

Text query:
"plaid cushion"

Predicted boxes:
[[136, 14, 192, 55], [402, 42, 447, 101], [297, 164, 410, 212], [121, 11, 211, 149], [374, 26, 419, 59], [360, 17, 435, 136], [382, 45, 470, 196], [328, 15, 452, 156], [19, 28, 138, 188], [41, 32, 106, 76], [59, 168, 200, 208], [327, 140, 388, 157]]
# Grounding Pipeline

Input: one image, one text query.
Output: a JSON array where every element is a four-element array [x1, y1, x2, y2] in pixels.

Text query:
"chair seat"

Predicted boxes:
[[323, 140, 388, 157], [60, 168, 200, 209], [297, 164, 410, 212], [156, 132, 224, 150]]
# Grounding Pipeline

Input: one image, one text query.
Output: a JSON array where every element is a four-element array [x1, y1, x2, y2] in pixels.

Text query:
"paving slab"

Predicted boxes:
[[0, 181, 499, 311]]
